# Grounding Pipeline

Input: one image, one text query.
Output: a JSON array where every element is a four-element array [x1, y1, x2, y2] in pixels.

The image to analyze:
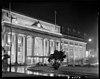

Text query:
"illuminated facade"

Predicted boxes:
[[2, 9, 87, 66], [61, 37, 86, 65]]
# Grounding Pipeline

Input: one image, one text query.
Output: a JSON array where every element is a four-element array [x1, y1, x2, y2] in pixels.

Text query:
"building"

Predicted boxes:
[[2, 9, 87, 66], [61, 35, 86, 66]]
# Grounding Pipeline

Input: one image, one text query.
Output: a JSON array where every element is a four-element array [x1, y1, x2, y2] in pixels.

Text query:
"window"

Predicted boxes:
[[7, 33, 16, 64], [34, 37, 43, 56], [44, 39, 49, 56], [55, 41, 60, 51], [17, 34, 25, 64], [50, 40, 54, 54], [27, 36, 33, 56]]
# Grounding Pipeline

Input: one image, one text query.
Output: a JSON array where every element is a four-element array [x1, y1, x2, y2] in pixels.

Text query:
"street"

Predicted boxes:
[[2, 65, 99, 78]]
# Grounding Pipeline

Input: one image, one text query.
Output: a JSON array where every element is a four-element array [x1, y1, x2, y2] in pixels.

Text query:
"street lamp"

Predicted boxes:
[[87, 38, 92, 52], [87, 38, 93, 65], [88, 38, 92, 42]]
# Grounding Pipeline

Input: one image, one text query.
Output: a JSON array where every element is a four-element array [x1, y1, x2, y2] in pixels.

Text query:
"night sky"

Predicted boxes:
[[2, 1, 99, 52]]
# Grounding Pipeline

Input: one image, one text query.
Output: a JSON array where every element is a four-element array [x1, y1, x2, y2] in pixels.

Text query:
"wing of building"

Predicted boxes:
[[1, 9, 87, 66]]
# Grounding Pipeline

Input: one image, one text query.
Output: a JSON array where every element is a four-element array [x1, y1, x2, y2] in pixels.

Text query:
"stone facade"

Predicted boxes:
[[2, 9, 87, 66]]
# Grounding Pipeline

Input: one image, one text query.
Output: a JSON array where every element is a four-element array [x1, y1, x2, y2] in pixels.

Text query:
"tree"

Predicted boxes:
[[48, 50, 66, 70]]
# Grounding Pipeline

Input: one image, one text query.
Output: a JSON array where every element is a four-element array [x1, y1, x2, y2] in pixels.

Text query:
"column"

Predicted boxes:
[[67, 43, 69, 65], [75, 45, 79, 65], [83, 44, 86, 64], [24, 35, 27, 65], [32, 36, 35, 64], [73, 43, 75, 66], [82, 45, 85, 65], [54, 41, 56, 51], [78, 44, 81, 65], [42, 38, 44, 63], [60, 42, 61, 51], [48, 40, 50, 56], [63, 43, 67, 63], [3, 32, 7, 47], [32, 37, 34, 56], [22, 36, 25, 64], [15, 33, 18, 65], [74, 45, 77, 66], [68, 43, 72, 65], [34, 37, 38, 64]]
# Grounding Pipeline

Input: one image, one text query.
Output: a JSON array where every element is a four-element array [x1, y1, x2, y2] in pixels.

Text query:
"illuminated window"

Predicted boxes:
[[27, 36, 33, 56], [7, 33, 16, 64], [44, 39, 49, 56], [17, 34, 25, 64], [55, 41, 60, 51], [34, 37, 44, 64], [50, 40, 54, 54], [7, 34, 11, 45]]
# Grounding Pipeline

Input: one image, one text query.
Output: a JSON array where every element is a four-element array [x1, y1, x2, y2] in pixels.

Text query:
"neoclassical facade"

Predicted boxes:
[[2, 9, 87, 66], [61, 37, 86, 66]]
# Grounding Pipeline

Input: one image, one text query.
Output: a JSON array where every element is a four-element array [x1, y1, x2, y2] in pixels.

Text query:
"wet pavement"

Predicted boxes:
[[2, 66, 70, 77], [2, 65, 99, 78]]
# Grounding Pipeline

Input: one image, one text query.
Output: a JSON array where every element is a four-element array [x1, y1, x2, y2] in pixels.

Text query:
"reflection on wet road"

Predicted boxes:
[[5, 66, 71, 77], [2, 66, 98, 78]]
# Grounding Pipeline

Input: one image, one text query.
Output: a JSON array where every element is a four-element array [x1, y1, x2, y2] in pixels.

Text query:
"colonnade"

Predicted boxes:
[[2, 32, 61, 65], [61, 39, 86, 65], [2, 28, 86, 66]]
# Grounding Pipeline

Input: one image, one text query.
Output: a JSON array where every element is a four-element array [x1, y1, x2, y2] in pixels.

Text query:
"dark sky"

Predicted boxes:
[[2, 1, 99, 51]]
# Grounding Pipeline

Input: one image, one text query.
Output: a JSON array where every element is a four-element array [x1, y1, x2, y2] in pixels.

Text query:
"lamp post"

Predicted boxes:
[[9, 2, 12, 72], [87, 38, 92, 65], [88, 38, 92, 55], [8, 2, 18, 72], [88, 38, 92, 53]]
